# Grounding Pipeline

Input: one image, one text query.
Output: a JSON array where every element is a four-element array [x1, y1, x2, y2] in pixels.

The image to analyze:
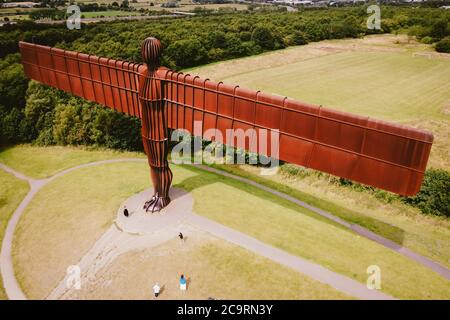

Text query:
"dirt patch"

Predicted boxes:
[[442, 101, 450, 115]]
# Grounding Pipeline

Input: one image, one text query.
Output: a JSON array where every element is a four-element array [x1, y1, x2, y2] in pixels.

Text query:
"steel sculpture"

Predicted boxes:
[[19, 37, 433, 212]]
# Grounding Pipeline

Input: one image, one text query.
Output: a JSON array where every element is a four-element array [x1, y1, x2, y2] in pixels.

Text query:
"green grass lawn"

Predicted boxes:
[[177, 165, 450, 300], [67, 234, 351, 300], [0, 170, 29, 300], [10, 150, 450, 299], [189, 35, 450, 122], [0, 144, 144, 179], [73, 0, 248, 12], [12, 162, 150, 299], [212, 163, 450, 269], [218, 50, 450, 122]]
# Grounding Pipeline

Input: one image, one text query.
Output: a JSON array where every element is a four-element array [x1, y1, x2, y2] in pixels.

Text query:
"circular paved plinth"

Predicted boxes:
[[114, 188, 193, 235]]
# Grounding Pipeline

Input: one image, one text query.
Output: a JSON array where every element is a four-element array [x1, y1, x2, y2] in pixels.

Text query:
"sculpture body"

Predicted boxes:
[[18, 37, 434, 213], [139, 38, 173, 211]]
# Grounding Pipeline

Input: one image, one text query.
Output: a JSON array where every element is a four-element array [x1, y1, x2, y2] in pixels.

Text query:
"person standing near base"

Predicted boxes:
[[179, 274, 187, 292], [153, 283, 161, 298]]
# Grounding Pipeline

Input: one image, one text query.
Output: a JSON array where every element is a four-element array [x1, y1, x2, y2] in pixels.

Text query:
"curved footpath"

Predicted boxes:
[[1, 159, 449, 300]]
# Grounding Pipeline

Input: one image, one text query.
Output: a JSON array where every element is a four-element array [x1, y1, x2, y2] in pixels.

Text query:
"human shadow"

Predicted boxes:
[[159, 284, 165, 296]]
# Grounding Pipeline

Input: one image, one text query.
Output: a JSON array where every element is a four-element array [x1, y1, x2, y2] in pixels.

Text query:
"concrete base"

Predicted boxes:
[[114, 188, 193, 235]]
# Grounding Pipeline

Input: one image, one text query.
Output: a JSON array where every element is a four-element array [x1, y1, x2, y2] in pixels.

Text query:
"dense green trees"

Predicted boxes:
[[0, 54, 28, 110], [29, 8, 67, 21], [166, 38, 208, 68], [0, 5, 448, 149], [403, 169, 450, 217], [430, 19, 449, 39], [435, 37, 450, 53], [251, 26, 275, 50]]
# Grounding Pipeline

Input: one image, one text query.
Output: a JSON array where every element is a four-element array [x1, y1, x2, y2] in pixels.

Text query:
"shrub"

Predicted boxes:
[[435, 37, 450, 53], [403, 169, 450, 217], [421, 36, 434, 44], [166, 38, 208, 68], [430, 19, 449, 40], [251, 26, 275, 50]]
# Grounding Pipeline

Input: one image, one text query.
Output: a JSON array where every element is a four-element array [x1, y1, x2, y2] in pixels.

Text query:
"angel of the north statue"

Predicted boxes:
[[19, 37, 433, 212]]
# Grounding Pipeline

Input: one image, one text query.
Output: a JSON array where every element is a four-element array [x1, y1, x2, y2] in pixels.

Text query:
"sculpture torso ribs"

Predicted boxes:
[[139, 38, 172, 212]]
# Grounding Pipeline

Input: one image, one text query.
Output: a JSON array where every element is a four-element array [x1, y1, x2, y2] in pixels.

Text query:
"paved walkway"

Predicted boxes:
[[195, 165, 450, 280], [0, 159, 143, 300], [188, 214, 392, 300], [0, 159, 448, 300], [48, 186, 392, 300]]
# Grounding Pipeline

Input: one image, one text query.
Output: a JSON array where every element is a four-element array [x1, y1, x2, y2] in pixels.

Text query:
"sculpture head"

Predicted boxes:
[[141, 37, 162, 70]]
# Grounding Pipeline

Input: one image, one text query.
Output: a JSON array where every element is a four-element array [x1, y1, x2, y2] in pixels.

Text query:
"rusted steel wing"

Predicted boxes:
[[156, 68, 433, 196], [19, 41, 433, 196], [19, 41, 143, 118]]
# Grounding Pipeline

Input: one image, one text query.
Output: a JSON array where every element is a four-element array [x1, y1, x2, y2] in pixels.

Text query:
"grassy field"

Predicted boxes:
[[12, 162, 150, 299], [66, 232, 351, 300], [0, 145, 145, 179], [6, 146, 449, 299], [176, 165, 450, 299], [0, 170, 29, 300], [188, 35, 450, 170], [188, 35, 449, 122], [13, 161, 345, 300], [213, 163, 450, 269]]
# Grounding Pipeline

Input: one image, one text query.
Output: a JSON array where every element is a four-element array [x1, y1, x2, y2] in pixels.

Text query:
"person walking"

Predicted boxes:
[[178, 232, 184, 241], [179, 274, 187, 292], [153, 282, 161, 298], [123, 206, 129, 217]]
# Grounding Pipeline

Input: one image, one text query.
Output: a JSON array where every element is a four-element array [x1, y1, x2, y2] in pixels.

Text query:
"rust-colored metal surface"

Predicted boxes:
[[19, 41, 143, 118], [19, 38, 433, 209], [157, 68, 433, 196], [139, 38, 172, 211]]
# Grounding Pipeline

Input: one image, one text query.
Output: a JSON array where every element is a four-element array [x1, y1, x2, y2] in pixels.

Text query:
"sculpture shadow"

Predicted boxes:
[[173, 164, 405, 246]]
